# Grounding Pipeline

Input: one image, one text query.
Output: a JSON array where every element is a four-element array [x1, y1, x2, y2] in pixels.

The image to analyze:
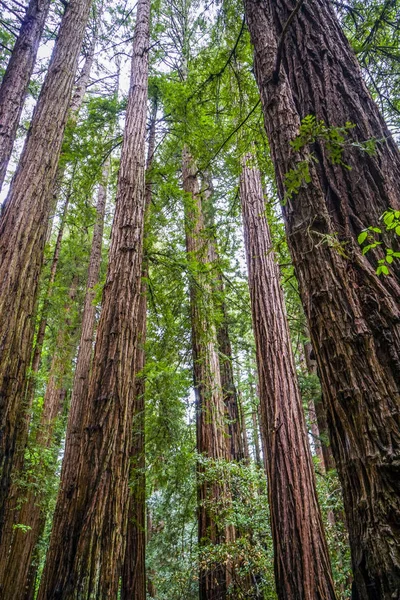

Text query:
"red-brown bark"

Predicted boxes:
[[183, 147, 233, 600], [0, 277, 79, 600], [240, 154, 336, 600], [37, 0, 151, 595], [244, 0, 400, 594], [0, 0, 51, 191], [121, 95, 158, 600], [0, 0, 93, 545]]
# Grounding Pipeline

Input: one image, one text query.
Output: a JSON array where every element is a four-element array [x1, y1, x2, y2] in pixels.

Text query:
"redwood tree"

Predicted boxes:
[[0, 0, 52, 191], [37, 0, 151, 595], [121, 95, 158, 600], [0, 0, 93, 544], [240, 153, 336, 600], [183, 147, 233, 600], [244, 0, 400, 595]]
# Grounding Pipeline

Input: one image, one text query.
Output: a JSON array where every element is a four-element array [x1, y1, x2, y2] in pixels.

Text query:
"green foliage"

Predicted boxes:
[[284, 115, 378, 202], [358, 209, 400, 274]]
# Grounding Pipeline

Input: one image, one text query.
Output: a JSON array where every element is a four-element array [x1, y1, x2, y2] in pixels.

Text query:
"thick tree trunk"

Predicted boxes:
[[37, 0, 150, 596], [244, 0, 400, 595], [0, 277, 78, 600], [0, 0, 51, 192], [0, 0, 93, 545], [240, 154, 336, 600], [183, 147, 232, 600], [121, 96, 157, 600]]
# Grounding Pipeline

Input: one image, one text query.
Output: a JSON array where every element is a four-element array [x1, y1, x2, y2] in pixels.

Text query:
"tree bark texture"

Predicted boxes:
[[0, 0, 93, 545], [244, 0, 400, 595], [240, 154, 336, 600], [0, 0, 51, 192], [0, 277, 79, 600], [183, 147, 232, 600], [37, 0, 150, 595], [121, 95, 157, 600]]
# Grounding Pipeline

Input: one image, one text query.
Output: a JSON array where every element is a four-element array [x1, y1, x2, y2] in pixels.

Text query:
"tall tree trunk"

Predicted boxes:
[[121, 95, 157, 600], [183, 147, 232, 600], [0, 0, 52, 192], [240, 154, 336, 600], [0, 0, 93, 544], [244, 0, 400, 595], [37, 0, 150, 595], [0, 277, 79, 600]]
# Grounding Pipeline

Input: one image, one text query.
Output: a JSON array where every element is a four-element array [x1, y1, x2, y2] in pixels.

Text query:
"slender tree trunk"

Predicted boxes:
[[121, 95, 157, 600], [203, 183, 245, 463], [251, 409, 261, 467], [237, 391, 250, 461], [298, 343, 326, 469], [0, 277, 79, 600], [146, 510, 157, 598], [0, 0, 52, 192], [38, 0, 150, 595], [0, 0, 93, 544], [303, 342, 336, 473], [240, 154, 336, 600], [244, 0, 400, 594], [183, 147, 232, 600]]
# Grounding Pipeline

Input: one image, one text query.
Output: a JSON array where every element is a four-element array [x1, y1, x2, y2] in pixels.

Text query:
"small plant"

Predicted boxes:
[[283, 115, 378, 203], [358, 210, 400, 275]]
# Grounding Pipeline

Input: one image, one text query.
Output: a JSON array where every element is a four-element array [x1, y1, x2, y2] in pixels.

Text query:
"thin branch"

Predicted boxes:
[[199, 99, 261, 173], [273, 0, 306, 83]]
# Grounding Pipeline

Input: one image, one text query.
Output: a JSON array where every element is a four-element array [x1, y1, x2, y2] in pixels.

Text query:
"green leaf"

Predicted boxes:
[[357, 231, 368, 244]]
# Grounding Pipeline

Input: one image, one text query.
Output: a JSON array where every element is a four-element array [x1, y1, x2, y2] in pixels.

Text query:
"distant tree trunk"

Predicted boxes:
[[183, 147, 232, 600], [202, 182, 245, 463], [303, 342, 335, 473], [121, 95, 158, 600], [146, 510, 157, 598], [251, 408, 261, 467], [0, 0, 93, 545], [215, 287, 245, 462], [0, 0, 52, 192], [240, 154, 336, 600], [0, 277, 79, 600], [244, 0, 400, 594], [37, 0, 151, 596], [237, 392, 250, 461]]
